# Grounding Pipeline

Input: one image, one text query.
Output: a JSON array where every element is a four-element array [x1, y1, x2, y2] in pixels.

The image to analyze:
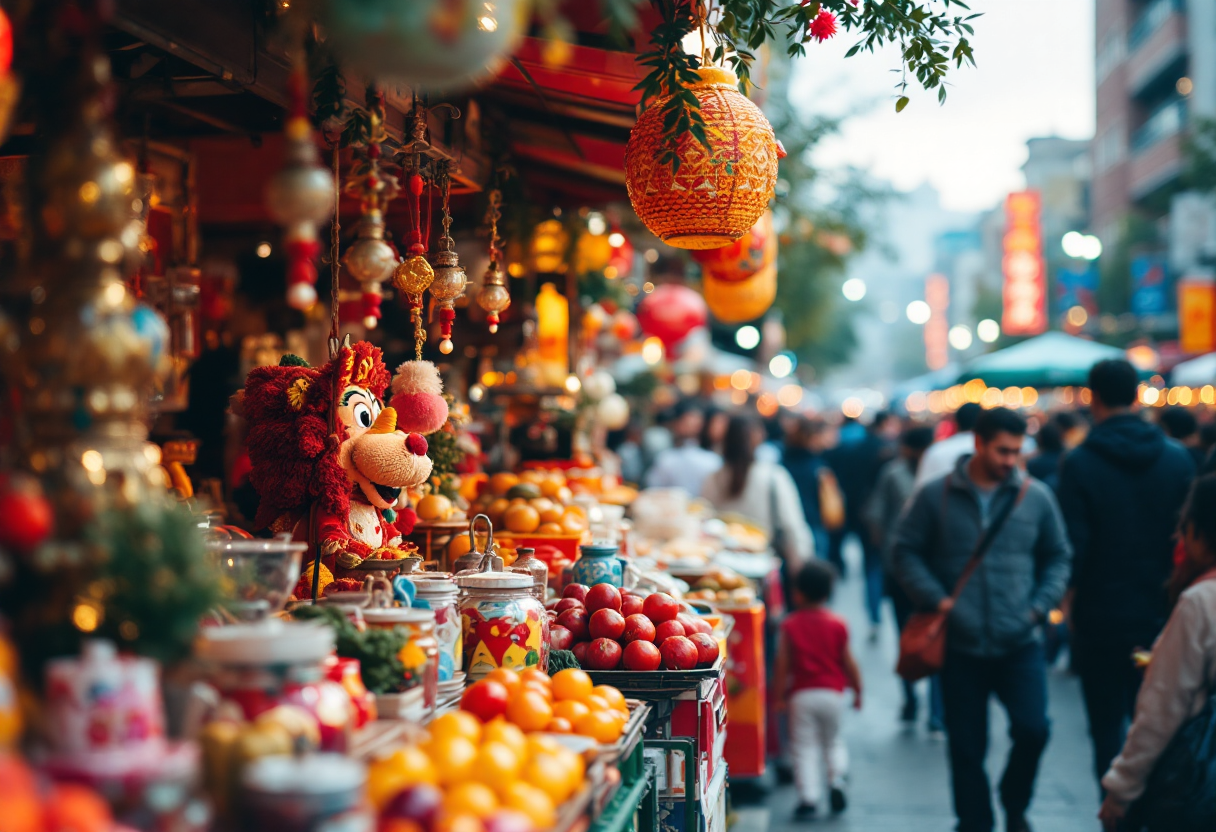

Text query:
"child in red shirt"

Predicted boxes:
[[775, 560, 863, 821]]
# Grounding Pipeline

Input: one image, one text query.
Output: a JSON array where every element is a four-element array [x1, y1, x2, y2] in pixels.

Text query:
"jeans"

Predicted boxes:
[[890, 582, 945, 728], [789, 688, 849, 806], [1073, 632, 1143, 790], [829, 523, 883, 625], [941, 641, 1051, 832]]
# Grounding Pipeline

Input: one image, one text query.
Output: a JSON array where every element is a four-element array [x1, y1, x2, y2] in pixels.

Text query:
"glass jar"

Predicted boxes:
[[456, 563, 549, 680], [409, 575, 462, 682], [362, 608, 439, 710], [193, 620, 354, 753], [509, 548, 548, 602], [241, 753, 370, 832]]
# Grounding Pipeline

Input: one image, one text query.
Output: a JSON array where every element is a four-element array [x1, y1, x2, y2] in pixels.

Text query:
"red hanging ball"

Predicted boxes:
[[288, 258, 317, 286], [409, 174, 425, 197]]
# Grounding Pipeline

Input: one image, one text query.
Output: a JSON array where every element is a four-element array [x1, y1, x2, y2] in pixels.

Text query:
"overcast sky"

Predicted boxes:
[[788, 0, 1096, 213]]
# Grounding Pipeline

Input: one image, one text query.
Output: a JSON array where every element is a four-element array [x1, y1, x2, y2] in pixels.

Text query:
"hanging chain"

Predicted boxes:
[[486, 188, 503, 264], [330, 143, 341, 346]]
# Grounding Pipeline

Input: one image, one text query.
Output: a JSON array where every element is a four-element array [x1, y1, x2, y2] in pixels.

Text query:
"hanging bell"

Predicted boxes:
[[476, 261, 510, 334], [429, 236, 467, 354]]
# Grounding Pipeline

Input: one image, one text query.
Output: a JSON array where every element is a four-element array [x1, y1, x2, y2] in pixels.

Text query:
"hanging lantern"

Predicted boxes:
[[536, 282, 569, 388], [267, 71, 336, 311], [476, 188, 510, 332], [704, 261, 777, 324], [597, 393, 630, 430], [530, 218, 569, 274], [314, 0, 527, 94], [692, 211, 774, 283], [342, 95, 400, 329], [625, 66, 784, 250], [606, 228, 634, 279], [574, 231, 612, 274], [636, 283, 708, 347], [428, 164, 467, 355]]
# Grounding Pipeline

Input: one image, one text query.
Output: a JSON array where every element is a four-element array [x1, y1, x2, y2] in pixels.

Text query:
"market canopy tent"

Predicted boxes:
[[956, 332, 1133, 388], [1172, 352, 1216, 386]]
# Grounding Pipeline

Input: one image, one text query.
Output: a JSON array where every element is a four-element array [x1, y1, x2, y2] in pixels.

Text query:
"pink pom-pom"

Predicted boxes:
[[405, 433, 429, 456], [390, 391, 449, 435]]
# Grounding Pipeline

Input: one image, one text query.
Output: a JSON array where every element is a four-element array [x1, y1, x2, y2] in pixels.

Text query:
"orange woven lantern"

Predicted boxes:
[[625, 66, 784, 250]]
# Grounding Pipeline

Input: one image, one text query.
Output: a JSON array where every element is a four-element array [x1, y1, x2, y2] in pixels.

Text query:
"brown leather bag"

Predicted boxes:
[[896, 479, 1030, 682]]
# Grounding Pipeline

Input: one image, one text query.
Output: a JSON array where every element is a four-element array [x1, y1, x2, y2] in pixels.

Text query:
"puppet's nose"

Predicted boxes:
[[368, 406, 398, 435]]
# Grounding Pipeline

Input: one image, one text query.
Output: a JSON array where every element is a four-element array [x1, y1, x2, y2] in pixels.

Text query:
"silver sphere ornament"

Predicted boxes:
[[287, 281, 318, 311]]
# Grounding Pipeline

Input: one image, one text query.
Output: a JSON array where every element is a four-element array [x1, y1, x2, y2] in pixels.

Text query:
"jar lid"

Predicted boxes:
[[456, 571, 533, 590], [195, 620, 333, 666], [242, 753, 365, 795], [362, 608, 435, 625]]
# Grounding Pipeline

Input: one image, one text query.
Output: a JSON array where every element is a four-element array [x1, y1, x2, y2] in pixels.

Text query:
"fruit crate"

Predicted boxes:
[[580, 656, 725, 698]]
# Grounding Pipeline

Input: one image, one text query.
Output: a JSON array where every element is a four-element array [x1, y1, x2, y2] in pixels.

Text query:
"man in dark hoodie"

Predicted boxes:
[[1057, 359, 1196, 792]]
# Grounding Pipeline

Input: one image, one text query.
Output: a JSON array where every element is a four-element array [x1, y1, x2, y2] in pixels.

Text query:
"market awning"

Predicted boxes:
[[1172, 352, 1216, 386], [956, 332, 1134, 388]]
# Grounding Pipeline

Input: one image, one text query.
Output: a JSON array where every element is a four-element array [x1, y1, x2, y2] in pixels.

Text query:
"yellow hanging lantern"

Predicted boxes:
[[625, 66, 784, 250], [704, 261, 777, 323], [535, 282, 569, 387], [530, 219, 569, 274]]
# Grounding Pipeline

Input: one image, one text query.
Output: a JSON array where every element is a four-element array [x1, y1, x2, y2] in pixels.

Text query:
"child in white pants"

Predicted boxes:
[[776, 561, 863, 821]]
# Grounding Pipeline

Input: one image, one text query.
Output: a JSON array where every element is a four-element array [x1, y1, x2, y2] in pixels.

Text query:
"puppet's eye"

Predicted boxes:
[[371, 400, 382, 419], [353, 403, 373, 428]]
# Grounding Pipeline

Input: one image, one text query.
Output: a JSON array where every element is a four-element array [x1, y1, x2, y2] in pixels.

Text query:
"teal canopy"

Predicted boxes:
[[957, 332, 1133, 388]]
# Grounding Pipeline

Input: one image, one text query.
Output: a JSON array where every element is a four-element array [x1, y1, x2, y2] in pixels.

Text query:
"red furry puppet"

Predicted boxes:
[[235, 341, 441, 575]]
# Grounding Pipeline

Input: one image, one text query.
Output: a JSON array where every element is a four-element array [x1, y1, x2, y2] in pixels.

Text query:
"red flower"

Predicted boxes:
[[809, 10, 837, 42]]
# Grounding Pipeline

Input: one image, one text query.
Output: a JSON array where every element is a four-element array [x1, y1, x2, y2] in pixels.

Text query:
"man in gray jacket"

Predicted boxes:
[[893, 408, 1073, 832]]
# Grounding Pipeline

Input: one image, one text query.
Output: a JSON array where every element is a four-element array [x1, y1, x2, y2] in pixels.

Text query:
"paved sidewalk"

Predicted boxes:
[[733, 543, 1101, 832]]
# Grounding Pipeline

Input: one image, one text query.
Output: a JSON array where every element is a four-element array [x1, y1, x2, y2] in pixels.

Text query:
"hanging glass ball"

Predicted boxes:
[[439, 338, 453, 354], [429, 247, 468, 303], [266, 162, 335, 229], [287, 281, 319, 311], [344, 217, 397, 285], [392, 255, 435, 295]]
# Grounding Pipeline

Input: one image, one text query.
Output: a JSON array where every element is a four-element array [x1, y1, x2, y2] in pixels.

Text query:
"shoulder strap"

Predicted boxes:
[[948, 479, 1032, 602]]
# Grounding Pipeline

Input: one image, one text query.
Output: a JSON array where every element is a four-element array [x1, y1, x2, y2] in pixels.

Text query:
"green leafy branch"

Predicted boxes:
[[633, 0, 979, 168]]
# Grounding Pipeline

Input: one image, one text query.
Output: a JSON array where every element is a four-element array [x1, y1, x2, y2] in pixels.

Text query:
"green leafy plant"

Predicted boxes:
[[292, 604, 414, 694], [634, 0, 978, 168]]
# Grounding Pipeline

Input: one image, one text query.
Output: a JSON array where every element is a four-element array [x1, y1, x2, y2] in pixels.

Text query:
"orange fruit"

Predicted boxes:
[[433, 812, 486, 832], [583, 694, 611, 712], [427, 735, 479, 786], [551, 668, 593, 702], [502, 781, 557, 829], [538, 505, 565, 523], [521, 680, 550, 699], [486, 498, 511, 525], [546, 717, 573, 734], [530, 497, 555, 515], [519, 470, 546, 485], [522, 753, 573, 803], [592, 685, 627, 712], [506, 690, 553, 732], [429, 711, 482, 746], [445, 782, 499, 818], [490, 473, 520, 496], [519, 668, 552, 690], [556, 486, 574, 504], [552, 699, 590, 723], [471, 742, 523, 794], [482, 719, 528, 758], [537, 523, 563, 535], [539, 478, 564, 498], [504, 504, 540, 533], [417, 494, 453, 521], [483, 668, 523, 700], [560, 512, 588, 534], [574, 710, 622, 744], [367, 747, 437, 808], [563, 504, 588, 520]]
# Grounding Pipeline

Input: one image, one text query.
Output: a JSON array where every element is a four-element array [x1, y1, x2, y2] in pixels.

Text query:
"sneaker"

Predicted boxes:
[[793, 803, 818, 821], [829, 786, 848, 814]]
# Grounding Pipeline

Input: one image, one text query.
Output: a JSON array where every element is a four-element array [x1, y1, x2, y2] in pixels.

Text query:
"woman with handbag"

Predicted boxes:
[[701, 414, 814, 570], [1100, 474, 1216, 832]]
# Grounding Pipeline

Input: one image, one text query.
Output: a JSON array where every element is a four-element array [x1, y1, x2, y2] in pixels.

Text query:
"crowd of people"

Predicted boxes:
[[612, 359, 1216, 832]]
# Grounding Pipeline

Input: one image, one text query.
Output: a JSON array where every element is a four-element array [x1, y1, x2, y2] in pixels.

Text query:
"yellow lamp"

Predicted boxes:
[[536, 282, 569, 387]]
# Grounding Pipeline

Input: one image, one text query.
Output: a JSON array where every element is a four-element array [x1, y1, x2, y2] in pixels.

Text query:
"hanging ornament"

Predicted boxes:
[[692, 210, 775, 283], [704, 261, 777, 323], [625, 66, 785, 249], [636, 283, 708, 347], [267, 70, 337, 311], [342, 92, 400, 329], [476, 188, 510, 333], [391, 166, 434, 357], [428, 161, 467, 356]]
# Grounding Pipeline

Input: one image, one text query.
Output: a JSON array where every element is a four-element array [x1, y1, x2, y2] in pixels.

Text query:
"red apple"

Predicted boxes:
[[554, 598, 584, 614], [584, 637, 623, 670], [622, 614, 656, 644], [622, 640, 662, 671], [589, 608, 626, 641], [678, 613, 712, 636], [546, 599, 562, 611], [571, 642, 590, 666], [687, 633, 720, 666], [563, 583, 590, 602], [620, 593, 645, 617], [556, 608, 590, 642], [585, 583, 622, 614], [550, 625, 575, 652], [660, 636, 699, 670], [653, 620, 686, 644], [642, 592, 679, 623]]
